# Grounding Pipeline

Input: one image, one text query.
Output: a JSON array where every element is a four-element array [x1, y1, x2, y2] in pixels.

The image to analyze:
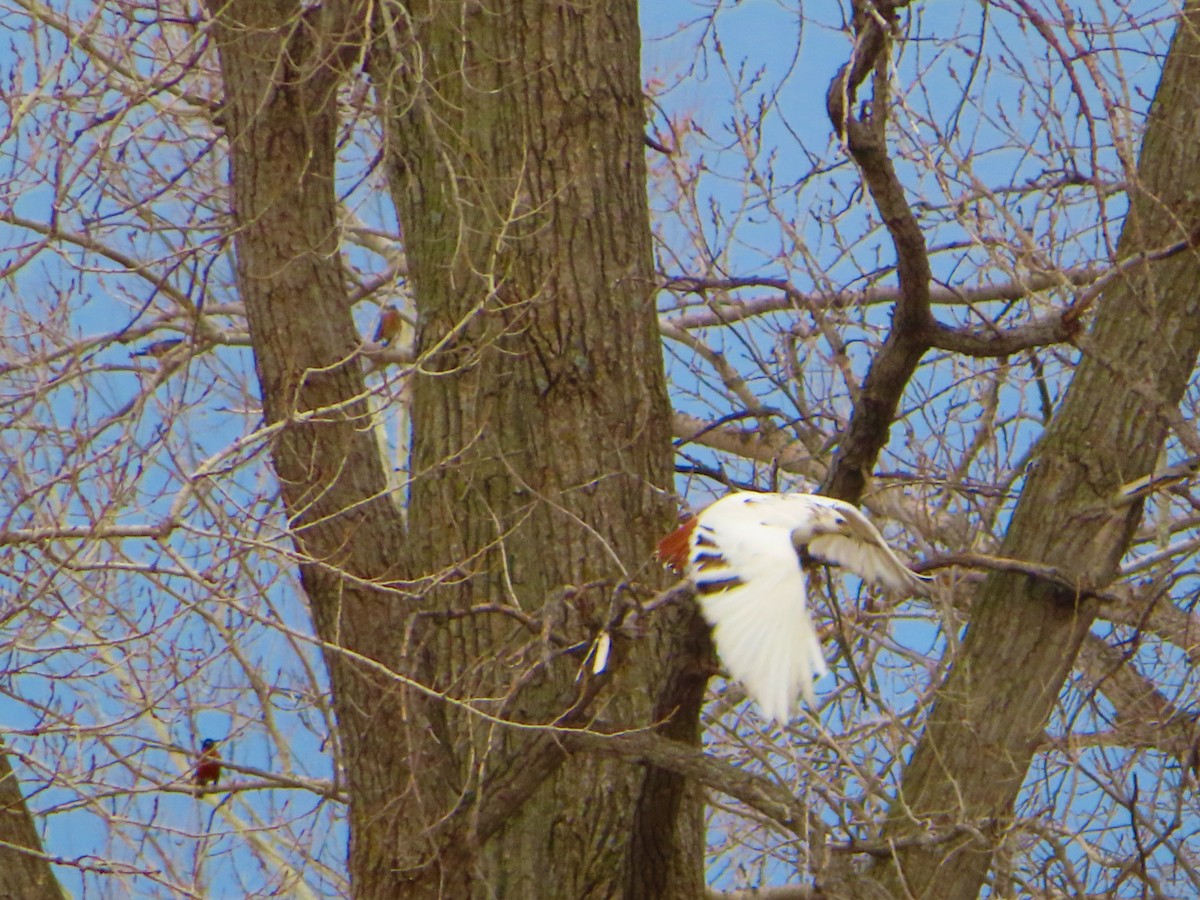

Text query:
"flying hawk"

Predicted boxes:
[[658, 491, 929, 722]]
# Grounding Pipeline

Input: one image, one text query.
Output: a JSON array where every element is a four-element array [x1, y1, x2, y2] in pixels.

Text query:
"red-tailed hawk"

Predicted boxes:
[[658, 492, 929, 722]]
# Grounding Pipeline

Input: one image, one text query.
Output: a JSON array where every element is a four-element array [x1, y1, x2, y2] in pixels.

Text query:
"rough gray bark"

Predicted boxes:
[[201, 2, 423, 897], [204, 0, 698, 896], [369, 1, 699, 895]]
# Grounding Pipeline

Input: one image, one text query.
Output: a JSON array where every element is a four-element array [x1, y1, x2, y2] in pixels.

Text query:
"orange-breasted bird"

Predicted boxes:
[[657, 492, 929, 722], [131, 338, 185, 359], [193, 738, 222, 796], [372, 305, 402, 346]]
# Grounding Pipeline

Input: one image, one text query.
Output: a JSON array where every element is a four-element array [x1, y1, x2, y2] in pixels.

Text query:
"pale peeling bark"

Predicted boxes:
[[867, 8, 1200, 897]]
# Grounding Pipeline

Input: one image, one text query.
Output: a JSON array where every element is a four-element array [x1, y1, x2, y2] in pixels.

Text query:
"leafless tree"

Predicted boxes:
[[2, 1, 1200, 898]]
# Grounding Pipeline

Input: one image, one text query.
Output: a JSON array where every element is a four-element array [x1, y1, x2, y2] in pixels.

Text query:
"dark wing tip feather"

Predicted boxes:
[[656, 517, 697, 573], [891, 566, 933, 597]]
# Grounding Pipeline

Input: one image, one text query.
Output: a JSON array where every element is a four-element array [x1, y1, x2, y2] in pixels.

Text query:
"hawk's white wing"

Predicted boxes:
[[688, 495, 827, 721]]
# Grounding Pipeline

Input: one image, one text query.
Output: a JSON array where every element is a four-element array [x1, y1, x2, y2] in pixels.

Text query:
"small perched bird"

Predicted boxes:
[[372, 305, 402, 346], [193, 738, 222, 796], [131, 338, 184, 359], [658, 491, 929, 722]]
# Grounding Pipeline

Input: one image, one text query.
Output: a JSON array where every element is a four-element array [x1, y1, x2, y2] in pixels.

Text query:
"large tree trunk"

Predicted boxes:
[[208, 1, 699, 897], [869, 8, 1200, 897], [202, 2, 432, 897], [370, 2, 700, 897]]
